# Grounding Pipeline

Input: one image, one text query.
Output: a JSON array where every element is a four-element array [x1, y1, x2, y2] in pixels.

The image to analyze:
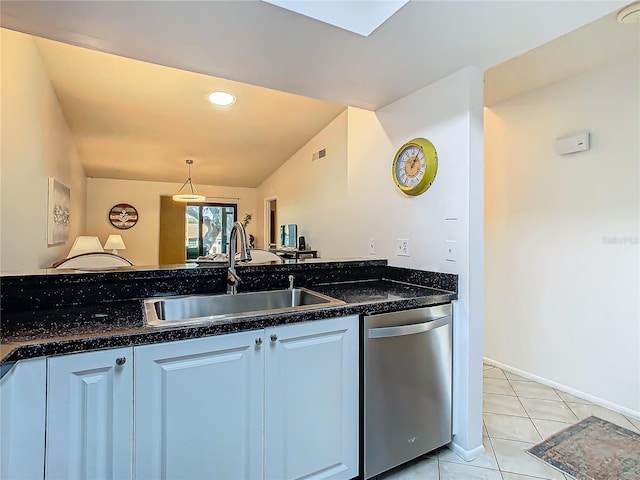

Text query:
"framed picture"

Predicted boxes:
[[47, 178, 70, 245], [109, 203, 139, 229]]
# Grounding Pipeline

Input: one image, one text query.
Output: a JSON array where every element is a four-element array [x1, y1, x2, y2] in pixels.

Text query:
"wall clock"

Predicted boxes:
[[109, 203, 138, 229], [392, 137, 438, 196]]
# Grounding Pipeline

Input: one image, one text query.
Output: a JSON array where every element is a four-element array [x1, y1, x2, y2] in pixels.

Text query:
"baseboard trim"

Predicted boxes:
[[483, 357, 640, 420], [447, 440, 485, 461]]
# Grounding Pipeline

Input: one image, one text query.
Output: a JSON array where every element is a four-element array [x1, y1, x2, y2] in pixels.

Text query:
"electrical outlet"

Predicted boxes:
[[445, 240, 457, 262], [396, 239, 410, 257], [369, 239, 376, 255]]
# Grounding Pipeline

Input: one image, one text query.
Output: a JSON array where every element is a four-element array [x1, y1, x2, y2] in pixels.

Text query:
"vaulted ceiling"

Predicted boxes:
[[32, 36, 345, 187], [1, 0, 628, 187]]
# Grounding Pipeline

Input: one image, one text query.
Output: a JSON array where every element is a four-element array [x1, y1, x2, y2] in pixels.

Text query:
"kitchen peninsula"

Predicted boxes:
[[0, 259, 457, 480], [1, 259, 456, 363]]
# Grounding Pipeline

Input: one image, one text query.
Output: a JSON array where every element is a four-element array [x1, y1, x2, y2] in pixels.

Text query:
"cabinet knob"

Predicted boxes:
[[255, 337, 263, 346], [270, 334, 278, 342], [115, 356, 127, 366]]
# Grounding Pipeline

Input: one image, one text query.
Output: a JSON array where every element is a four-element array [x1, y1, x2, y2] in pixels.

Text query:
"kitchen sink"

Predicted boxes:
[[144, 288, 345, 327]]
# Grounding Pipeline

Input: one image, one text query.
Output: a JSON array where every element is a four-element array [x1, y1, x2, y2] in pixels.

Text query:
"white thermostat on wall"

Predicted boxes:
[[555, 131, 590, 155]]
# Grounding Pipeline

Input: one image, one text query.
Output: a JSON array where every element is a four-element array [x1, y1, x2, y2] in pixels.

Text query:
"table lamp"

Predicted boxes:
[[104, 235, 126, 255], [67, 236, 103, 258]]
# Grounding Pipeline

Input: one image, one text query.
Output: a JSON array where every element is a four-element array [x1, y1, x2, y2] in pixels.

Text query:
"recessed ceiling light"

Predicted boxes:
[[207, 91, 236, 106]]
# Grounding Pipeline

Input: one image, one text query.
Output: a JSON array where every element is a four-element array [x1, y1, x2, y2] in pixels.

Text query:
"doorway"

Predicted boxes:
[[265, 198, 277, 248]]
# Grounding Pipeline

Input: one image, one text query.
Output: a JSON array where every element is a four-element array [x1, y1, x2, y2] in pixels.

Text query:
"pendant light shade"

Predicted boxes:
[[173, 159, 205, 202]]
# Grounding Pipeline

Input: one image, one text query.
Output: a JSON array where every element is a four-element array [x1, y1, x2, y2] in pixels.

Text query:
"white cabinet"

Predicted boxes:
[[0, 358, 47, 480], [3, 315, 359, 480], [265, 316, 359, 480], [134, 330, 264, 480], [134, 315, 359, 480], [45, 347, 133, 480]]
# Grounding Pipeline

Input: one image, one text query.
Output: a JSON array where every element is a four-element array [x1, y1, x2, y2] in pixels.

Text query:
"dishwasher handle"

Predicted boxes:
[[368, 315, 450, 339]]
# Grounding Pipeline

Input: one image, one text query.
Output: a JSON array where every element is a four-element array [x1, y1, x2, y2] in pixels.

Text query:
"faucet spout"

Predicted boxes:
[[227, 221, 252, 294]]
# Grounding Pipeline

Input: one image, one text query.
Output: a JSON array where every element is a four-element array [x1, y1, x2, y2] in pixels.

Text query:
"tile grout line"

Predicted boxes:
[[483, 369, 508, 478], [486, 367, 554, 480], [550, 385, 580, 423], [486, 368, 579, 480], [505, 369, 581, 427], [485, 366, 576, 480], [485, 425, 510, 479], [502, 369, 536, 425]]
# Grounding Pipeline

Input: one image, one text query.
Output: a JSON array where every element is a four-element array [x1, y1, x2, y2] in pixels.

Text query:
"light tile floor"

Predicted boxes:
[[378, 363, 640, 480]]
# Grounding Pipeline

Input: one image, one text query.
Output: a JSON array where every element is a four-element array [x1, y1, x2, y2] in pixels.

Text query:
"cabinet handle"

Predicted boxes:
[[270, 334, 278, 342], [115, 356, 127, 366], [255, 337, 263, 346]]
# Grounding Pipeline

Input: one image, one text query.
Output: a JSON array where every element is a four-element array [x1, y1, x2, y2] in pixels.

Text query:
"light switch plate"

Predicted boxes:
[[445, 196, 458, 220], [445, 240, 457, 262], [369, 239, 376, 255]]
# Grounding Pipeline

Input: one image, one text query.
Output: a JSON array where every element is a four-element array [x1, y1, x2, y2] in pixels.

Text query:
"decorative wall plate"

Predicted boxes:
[[109, 204, 138, 229]]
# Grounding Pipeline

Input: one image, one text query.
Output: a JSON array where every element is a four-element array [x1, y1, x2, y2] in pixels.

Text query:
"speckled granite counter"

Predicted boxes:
[[0, 259, 457, 366]]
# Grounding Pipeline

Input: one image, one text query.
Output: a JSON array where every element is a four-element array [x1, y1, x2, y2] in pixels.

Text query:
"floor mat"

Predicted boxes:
[[527, 415, 640, 480]]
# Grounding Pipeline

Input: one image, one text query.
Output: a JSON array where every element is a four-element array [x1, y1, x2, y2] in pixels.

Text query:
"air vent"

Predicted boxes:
[[312, 148, 327, 161]]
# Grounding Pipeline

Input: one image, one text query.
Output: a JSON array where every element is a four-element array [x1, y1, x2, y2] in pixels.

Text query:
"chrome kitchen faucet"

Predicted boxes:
[[227, 221, 252, 294]]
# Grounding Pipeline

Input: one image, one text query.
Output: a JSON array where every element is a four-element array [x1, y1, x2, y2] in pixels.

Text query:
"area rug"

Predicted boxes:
[[527, 416, 640, 480]]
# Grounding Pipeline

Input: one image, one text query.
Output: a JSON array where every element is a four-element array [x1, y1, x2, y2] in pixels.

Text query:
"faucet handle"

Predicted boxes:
[[227, 271, 241, 285], [288, 275, 294, 290]]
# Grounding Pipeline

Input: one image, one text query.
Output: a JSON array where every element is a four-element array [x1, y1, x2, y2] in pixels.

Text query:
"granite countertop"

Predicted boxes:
[[312, 279, 452, 305], [0, 262, 457, 366]]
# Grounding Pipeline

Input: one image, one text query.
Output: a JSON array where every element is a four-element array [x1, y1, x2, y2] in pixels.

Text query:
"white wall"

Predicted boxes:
[[257, 68, 486, 457], [484, 54, 640, 415], [256, 111, 348, 255], [0, 29, 86, 272], [362, 68, 484, 457], [87, 178, 257, 266]]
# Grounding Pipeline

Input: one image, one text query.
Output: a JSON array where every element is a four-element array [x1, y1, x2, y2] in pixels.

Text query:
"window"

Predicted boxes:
[[185, 203, 237, 260]]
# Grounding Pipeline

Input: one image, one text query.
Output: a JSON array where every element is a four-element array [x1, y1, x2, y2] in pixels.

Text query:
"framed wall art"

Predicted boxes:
[[47, 177, 70, 245], [109, 203, 139, 229]]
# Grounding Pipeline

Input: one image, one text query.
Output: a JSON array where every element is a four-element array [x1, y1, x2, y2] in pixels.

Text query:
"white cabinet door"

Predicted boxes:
[[134, 330, 264, 480], [265, 316, 359, 480], [46, 347, 133, 480], [0, 358, 47, 480]]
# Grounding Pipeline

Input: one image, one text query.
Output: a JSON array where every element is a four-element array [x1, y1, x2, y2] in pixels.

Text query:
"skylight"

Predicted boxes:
[[262, 0, 408, 37]]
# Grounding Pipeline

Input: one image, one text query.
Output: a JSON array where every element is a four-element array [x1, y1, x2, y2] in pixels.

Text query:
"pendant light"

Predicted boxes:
[[173, 159, 205, 202]]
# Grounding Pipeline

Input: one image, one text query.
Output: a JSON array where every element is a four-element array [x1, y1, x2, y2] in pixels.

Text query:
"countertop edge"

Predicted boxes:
[[0, 292, 456, 365]]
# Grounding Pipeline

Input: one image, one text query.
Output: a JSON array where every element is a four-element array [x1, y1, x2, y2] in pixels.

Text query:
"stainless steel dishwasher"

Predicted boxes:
[[363, 304, 452, 479]]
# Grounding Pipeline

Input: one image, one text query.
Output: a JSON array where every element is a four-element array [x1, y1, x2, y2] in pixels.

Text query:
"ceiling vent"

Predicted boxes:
[[312, 149, 327, 161]]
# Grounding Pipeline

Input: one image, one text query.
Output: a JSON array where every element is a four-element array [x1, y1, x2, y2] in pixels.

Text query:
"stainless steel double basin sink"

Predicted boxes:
[[144, 287, 345, 327]]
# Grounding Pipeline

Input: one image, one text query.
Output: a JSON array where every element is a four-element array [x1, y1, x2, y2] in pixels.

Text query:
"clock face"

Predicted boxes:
[[394, 144, 426, 188], [392, 138, 438, 196]]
